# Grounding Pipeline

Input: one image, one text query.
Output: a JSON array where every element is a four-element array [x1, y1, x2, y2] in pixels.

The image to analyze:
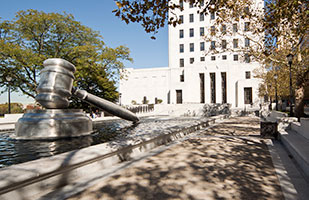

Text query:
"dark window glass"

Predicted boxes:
[[180, 58, 184, 67], [233, 54, 238, 61], [221, 72, 227, 103], [189, 14, 194, 23], [222, 40, 227, 49], [179, 29, 184, 38], [233, 23, 238, 32], [245, 38, 250, 47], [200, 57, 205, 61], [180, 44, 184, 53], [200, 13, 204, 21], [211, 26, 215, 35], [190, 57, 194, 64], [233, 39, 238, 48], [189, 28, 194, 37], [245, 71, 251, 79], [189, 2, 193, 8], [200, 27, 204, 36], [244, 87, 252, 104], [245, 54, 251, 63], [211, 41, 216, 50], [222, 55, 227, 60], [211, 12, 215, 20], [244, 22, 250, 31], [180, 15, 184, 24], [200, 42, 205, 51], [211, 56, 216, 61], [190, 43, 194, 52], [222, 25, 226, 34]]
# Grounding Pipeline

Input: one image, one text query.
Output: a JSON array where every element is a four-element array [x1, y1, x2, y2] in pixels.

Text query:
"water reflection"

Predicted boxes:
[[0, 117, 200, 168]]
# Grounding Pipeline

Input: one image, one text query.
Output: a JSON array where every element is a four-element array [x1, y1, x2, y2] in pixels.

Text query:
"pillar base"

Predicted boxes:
[[14, 109, 93, 140]]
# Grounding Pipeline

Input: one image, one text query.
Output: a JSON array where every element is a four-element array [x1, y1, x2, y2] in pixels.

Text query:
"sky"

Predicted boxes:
[[0, 0, 168, 104]]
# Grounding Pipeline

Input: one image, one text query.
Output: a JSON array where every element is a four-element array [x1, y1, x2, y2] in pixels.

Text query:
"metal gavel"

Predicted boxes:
[[35, 58, 139, 123]]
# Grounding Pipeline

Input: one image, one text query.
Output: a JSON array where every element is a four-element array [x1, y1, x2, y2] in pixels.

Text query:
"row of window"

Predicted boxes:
[[179, 38, 250, 53], [179, 54, 251, 67], [179, 23, 250, 39], [178, 13, 250, 31]]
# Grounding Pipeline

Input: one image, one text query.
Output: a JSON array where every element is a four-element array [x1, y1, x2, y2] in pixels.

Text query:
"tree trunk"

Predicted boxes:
[[294, 86, 305, 119]]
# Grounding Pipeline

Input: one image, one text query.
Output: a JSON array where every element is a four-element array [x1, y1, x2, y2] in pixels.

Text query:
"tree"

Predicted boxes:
[[114, 0, 308, 117], [0, 9, 132, 109], [0, 103, 24, 114]]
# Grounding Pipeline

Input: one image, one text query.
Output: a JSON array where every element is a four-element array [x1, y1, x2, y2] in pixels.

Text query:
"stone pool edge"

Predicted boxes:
[[0, 114, 229, 200]]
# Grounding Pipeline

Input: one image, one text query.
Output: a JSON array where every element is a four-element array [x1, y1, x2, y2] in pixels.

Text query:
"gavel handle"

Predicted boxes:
[[72, 87, 139, 123]]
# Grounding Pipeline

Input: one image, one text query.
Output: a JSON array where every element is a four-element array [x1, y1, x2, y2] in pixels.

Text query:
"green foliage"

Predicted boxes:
[[0, 103, 24, 114], [0, 9, 132, 109]]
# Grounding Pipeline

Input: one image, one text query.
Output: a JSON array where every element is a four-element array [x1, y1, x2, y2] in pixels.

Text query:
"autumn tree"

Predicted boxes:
[[0, 9, 132, 110], [114, 0, 308, 117]]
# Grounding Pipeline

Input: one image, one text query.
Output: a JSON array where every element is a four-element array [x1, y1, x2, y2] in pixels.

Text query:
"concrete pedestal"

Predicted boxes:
[[14, 109, 93, 140]]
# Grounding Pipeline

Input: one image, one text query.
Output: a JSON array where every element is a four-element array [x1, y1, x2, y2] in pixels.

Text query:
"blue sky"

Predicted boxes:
[[0, 0, 168, 104]]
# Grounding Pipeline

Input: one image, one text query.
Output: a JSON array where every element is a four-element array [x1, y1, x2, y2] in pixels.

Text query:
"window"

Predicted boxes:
[[211, 26, 215, 35], [210, 73, 216, 103], [200, 42, 205, 51], [222, 40, 227, 49], [190, 57, 194, 64], [176, 90, 182, 104], [200, 27, 204, 36], [200, 73, 205, 103], [190, 43, 194, 52], [244, 22, 250, 31], [179, 29, 184, 38], [211, 41, 216, 50], [244, 87, 252, 104], [189, 14, 194, 23], [233, 23, 238, 33], [222, 55, 227, 60], [180, 74, 184, 82], [233, 54, 238, 61], [200, 13, 204, 21], [221, 72, 227, 103], [233, 39, 238, 48], [180, 58, 184, 67], [211, 56, 216, 61], [211, 12, 215, 20], [222, 25, 226, 34], [189, 2, 193, 8], [180, 44, 184, 53], [179, 15, 184, 24], [200, 0, 204, 6], [245, 38, 250, 47], [244, 6, 249, 15], [245, 71, 251, 79], [189, 28, 194, 37], [245, 54, 251, 63], [179, 0, 184, 9], [200, 57, 205, 61]]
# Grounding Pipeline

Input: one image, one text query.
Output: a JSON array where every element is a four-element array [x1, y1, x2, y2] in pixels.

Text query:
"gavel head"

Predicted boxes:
[[35, 58, 76, 109]]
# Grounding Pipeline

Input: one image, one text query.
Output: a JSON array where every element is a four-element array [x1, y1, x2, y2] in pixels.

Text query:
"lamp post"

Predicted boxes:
[[274, 73, 278, 111], [6, 76, 12, 114], [286, 54, 294, 117]]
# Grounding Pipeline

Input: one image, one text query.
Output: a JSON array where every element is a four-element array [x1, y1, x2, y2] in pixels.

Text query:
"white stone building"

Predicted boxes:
[[120, 0, 264, 109]]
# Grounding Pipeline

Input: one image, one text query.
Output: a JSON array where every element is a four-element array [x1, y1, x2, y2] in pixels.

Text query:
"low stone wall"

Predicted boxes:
[[291, 118, 309, 140]]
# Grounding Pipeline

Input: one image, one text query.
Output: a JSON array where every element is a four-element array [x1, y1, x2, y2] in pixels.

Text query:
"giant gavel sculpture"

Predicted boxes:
[[15, 58, 139, 140]]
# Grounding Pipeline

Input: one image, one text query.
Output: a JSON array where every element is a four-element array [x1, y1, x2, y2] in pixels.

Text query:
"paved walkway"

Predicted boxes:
[[68, 116, 284, 200]]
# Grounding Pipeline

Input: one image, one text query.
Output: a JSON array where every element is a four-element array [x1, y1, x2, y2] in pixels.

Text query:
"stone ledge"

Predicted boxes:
[[280, 129, 309, 181]]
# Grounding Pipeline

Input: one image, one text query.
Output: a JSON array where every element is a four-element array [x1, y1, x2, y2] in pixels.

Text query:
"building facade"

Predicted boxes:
[[120, 0, 264, 108]]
